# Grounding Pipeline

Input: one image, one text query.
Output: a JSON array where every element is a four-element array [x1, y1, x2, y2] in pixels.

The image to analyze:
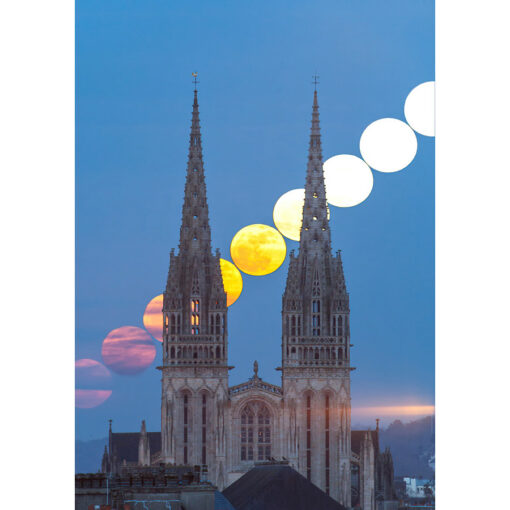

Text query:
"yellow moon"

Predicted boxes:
[[230, 224, 287, 276], [220, 259, 243, 306]]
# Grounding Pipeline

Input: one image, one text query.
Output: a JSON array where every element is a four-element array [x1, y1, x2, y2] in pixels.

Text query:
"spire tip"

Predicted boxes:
[[192, 72, 199, 91], [312, 74, 320, 91]]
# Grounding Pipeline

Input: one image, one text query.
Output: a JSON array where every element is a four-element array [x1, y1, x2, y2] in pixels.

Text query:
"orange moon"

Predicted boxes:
[[143, 294, 164, 342], [230, 224, 287, 276], [220, 259, 243, 306]]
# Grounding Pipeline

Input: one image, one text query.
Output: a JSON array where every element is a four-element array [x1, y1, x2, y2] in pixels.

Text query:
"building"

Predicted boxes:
[[76, 465, 216, 510], [402, 477, 435, 499], [101, 88, 396, 510]]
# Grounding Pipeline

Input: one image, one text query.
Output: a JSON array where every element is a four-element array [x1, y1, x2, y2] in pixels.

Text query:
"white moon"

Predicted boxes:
[[273, 189, 305, 241], [360, 118, 418, 173], [273, 188, 330, 241], [404, 81, 435, 137], [323, 154, 374, 207]]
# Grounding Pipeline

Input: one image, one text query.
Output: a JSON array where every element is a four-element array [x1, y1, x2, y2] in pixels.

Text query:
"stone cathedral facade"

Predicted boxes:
[[102, 90, 396, 510]]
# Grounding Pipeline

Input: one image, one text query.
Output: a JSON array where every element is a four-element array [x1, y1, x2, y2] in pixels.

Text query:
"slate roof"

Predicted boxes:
[[351, 430, 379, 456], [111, 432, 161, 463], [215, 490, 237, 510], [222, 464, 347, 510]]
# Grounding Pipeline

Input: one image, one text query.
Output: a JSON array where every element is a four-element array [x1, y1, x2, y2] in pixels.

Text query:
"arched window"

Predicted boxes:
[[201, 394, 207, 465], [191, 299, 200, 335], [325, 394, 331, 495], [240, 402, 272, 462], [183, 393, 190, 464], [306, 395, 312, 481]]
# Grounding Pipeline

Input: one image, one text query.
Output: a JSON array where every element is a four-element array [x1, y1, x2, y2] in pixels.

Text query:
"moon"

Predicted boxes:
[[101, 326, 156, 375], [273, 189, 330, 241], [143, 294, 164, 342], [75, 358, 112, 409], [230, 224, 287, 276], [273, 189, 305, 241], [76, 389, 113, 409], [323, 155, 374, 207], [404, 81, 435, 137], [360, 118, 418, 173], [220, 259, 243, 306]]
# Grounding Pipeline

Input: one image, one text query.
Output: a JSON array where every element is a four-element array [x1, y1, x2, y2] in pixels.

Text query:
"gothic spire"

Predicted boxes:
[[299, 90, 331, 255], [178, 89, 212, 256]]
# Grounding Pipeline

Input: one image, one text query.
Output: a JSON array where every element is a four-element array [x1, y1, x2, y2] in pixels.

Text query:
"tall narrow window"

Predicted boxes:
[[183, 394, 189, 464], [306, 395, 312, 481], [312, 299, 321, 336], [240, 402, 272, 462], [325, 395, 330, 495], [201, 394, 207, 465], [191, 299, 200, 335]]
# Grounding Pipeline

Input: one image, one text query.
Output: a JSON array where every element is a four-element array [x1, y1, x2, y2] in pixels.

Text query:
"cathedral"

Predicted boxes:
[[101, 88, 396, 510]]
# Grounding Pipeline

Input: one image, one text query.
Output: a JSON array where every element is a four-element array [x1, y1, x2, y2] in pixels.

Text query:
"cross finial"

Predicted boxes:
[[312, 74, 320, 90], [192, 72, 199, 90]]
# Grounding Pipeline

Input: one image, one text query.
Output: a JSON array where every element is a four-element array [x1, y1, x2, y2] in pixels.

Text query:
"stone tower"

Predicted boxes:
[[159, 89, 230, 488], [281, 90, 352, 506]]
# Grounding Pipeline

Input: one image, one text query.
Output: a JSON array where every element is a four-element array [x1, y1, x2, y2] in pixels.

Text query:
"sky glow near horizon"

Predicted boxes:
[[76, 0, 434, 439]]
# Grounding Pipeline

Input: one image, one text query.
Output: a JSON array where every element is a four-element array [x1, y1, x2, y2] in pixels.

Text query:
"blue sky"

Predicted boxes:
[[76, 0, 434, 440]]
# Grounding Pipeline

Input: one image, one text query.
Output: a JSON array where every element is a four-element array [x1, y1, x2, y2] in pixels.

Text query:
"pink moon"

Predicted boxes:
[[101, 326, 157, 375], [75, 358, 112, 409]]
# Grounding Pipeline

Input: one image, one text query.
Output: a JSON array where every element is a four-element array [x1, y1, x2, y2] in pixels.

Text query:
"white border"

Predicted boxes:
[[0, 0, 74, 506], [436, 0, 510, 508], [2, 0, 509, 508]]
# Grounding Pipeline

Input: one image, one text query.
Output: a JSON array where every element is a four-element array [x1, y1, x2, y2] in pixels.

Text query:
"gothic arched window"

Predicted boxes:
[[325, 394, 331, 495], [306, 395, 312, 480], [183, 393, 190, 464], [215, 314, 221, 335], [201, 393, 207, 465], [191, 299, 200, 335], [240, 402, 272, 462]]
